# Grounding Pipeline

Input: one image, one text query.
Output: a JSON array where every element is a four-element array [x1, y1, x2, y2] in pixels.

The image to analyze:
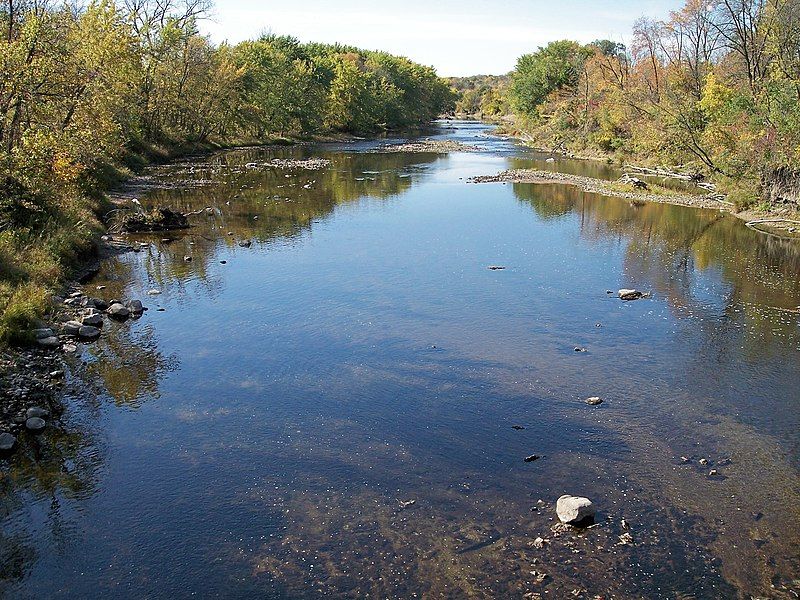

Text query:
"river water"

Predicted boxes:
[[2, 121, 799, 598]]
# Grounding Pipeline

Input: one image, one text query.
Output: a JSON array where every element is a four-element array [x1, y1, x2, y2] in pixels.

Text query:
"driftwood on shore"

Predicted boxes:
[[117, 207, 191, 233], [624, 165, 717, 192]]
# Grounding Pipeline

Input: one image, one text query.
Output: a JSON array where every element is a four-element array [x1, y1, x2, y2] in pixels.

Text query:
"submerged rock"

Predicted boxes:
[[585, 396, 603, 405], [556, 495, 596, 525], [524, 454, 541, 462], [78, 325, 101, 340], [26, 407, 49, 419], [25, 417, 46, 433], [0, 432, 17, 452]]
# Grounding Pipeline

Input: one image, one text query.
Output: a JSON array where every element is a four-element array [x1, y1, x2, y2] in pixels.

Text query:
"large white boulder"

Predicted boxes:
[[556, 495, 596, 525]]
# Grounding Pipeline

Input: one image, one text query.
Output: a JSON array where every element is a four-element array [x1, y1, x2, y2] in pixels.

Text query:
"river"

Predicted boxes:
[[1, 121, 799, 598]]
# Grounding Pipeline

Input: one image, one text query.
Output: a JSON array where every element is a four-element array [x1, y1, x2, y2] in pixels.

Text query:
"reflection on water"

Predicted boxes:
[[1, 121, 798, 598]]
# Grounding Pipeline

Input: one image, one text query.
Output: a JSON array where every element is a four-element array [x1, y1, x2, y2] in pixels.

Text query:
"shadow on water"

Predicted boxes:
[[2, 122, 799, 598]]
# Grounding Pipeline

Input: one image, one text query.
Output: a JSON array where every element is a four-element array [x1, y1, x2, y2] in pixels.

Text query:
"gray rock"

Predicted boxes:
[[37, 336, 60, 348], [25, 417, 46, 433], [0, 432, 17, 452], [556, 495, 596, 525], [107, 303, 130, 319], [26, 407, 49, 419], [127, 300, 144, 314], [618, 289, 643, 301], [33, 328, 54, 339], [62, 321, 83, 336], [88, 298, 109, 311], [81, 314, 103, 327], [585, 396, 603, 405], [78, 325, 101, 339]]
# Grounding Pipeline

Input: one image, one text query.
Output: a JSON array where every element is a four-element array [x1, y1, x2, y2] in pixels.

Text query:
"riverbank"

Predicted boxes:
[[0, 128, 449, 452], [471, 168, 800, 233]]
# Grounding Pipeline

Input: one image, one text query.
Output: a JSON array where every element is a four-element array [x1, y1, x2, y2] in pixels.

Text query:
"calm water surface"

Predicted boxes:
[[2, 121, 799, 598]]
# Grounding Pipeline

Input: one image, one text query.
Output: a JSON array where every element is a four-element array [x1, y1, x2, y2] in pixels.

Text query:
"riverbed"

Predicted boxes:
[[1, 121, 799, 598]]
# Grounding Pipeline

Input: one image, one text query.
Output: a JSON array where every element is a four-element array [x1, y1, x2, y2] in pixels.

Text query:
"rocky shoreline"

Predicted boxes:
[[471, 169, 800, 233], [373, 139, 480, 153], [0, 237, 144, 456], [470, 169, 731, 210]]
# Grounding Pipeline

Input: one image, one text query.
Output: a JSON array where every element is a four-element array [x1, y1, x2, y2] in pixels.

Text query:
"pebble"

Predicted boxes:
[[512, 425, 525, 430], [184, 255, 192, 262], [533, 537, 548, 549], [147, 289, 162, 295], [487, 265, 506, 270], [585, 396, 603, 405], [524, 454, 541, 463]]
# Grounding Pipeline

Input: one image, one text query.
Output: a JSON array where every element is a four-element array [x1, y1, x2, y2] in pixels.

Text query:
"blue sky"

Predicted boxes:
[[203, 0, 682, 76]]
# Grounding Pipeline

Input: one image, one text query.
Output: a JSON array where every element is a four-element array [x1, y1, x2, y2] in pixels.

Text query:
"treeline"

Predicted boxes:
[[448, 75, 510, 118], [0, 0, 454, 342], [488, 0, 800, 209]]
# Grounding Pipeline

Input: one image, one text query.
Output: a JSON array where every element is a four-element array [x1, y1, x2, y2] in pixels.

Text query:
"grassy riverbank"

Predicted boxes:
[[0, 0, 454, 345], [0, 135, 289, 344]]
